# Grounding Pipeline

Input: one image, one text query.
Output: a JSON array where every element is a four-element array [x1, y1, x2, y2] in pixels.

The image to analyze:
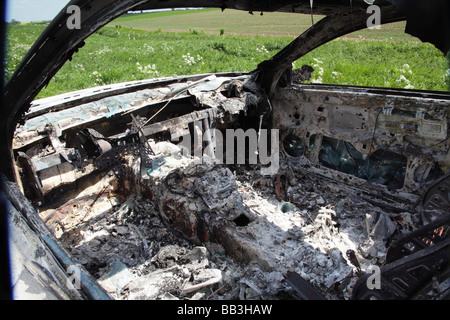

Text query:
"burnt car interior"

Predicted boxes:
[[1, 0, 449, 300]]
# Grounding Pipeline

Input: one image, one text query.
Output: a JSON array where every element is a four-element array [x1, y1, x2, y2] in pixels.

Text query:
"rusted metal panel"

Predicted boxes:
[[274, 85, 450, 196]]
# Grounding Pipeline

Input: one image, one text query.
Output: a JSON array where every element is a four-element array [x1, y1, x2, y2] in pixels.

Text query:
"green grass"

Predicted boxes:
[[4, 11, 449, 100], [295, 40, 449, 91], [4, 24, 47, 82], [5, 24, 293, 98]]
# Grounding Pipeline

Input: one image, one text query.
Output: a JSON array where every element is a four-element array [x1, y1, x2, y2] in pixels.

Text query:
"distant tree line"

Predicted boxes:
[[7, 19, 50, 25]]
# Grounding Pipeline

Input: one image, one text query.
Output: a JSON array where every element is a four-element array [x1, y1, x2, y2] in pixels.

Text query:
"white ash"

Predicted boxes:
[[47, 147, 420, 300]]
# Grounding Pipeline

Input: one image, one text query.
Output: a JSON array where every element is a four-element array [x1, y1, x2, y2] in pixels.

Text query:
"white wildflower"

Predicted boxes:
[[136, 62, 159, 76], [256, 45, 269, 54], [143, 44, 155, 53], [196, 55, 203, 63], [95, 47, 112, 55], [161, 42, 173, 52], [75, 64, 85, 71], [182, 53, 195, 65], [311, 58, 324, 84], [332, 71, 342, 77], [314, 77, 323, 84], [313, 58, 323, 64], [90, 71, 103, 84], [400, 63, 413, 75], [396, 74, 414, 89], [182, 53, 203, 66]]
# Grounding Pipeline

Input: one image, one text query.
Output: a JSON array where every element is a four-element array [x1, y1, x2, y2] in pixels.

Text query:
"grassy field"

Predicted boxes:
[[5, 9, 449, 99], [112, 8, 415, 41]]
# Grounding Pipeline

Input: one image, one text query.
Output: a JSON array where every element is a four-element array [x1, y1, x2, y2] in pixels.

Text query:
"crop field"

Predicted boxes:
[[112, 8, 414, 41], [5, 9, 449, 99]]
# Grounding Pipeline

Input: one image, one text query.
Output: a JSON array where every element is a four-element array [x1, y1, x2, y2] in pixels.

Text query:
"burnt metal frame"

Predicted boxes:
[[254, 4, 405, 97], [352, 213, 450, 300]]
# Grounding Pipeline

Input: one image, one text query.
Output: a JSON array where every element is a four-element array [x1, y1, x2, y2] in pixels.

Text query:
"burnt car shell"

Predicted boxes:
[[1, 0, 449, 300]]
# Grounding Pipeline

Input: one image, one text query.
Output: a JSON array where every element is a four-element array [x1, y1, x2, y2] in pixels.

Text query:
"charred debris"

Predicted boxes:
[[8, 70, 450, 300], [2, 0, 450, 301]]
